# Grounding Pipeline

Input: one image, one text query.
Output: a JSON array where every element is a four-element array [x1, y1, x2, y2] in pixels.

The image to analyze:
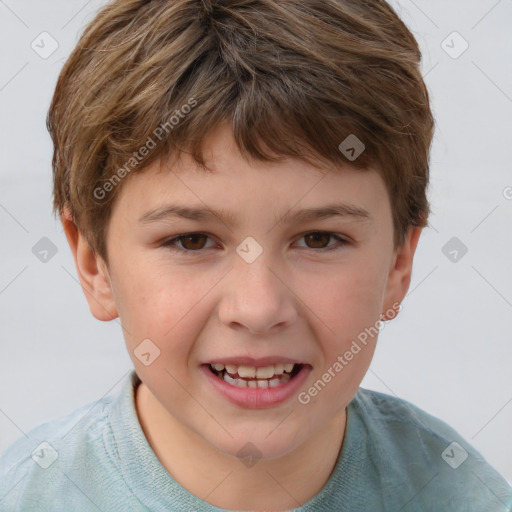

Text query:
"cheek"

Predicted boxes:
[[300, 343, 375, 428], [298, 270, 381, 417], [118, 277, 207, 410], [112, 262, 206, 361], [298, 257, 387, 346]]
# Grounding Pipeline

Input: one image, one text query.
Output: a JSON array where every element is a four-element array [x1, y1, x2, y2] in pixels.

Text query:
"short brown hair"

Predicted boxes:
[[48, 0, 435, 264]]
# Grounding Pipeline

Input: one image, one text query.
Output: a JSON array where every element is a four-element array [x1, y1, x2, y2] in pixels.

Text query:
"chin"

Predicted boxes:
[[201, 424, 307, 464]]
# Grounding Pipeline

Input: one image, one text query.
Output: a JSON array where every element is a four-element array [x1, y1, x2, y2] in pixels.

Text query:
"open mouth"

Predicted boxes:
[[208, 362, 303, 389]]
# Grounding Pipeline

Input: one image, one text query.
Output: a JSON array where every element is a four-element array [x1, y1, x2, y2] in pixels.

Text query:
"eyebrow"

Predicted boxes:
[[138, 202, 372, 227]]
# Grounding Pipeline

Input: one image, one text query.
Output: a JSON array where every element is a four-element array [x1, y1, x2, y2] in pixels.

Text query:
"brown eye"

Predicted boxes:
[[162, 233, 214, 253], [162, 231, 349, 255], [304, 232, 331, 249], [296, 232, 349, 251], [176, 234, 208, 250]]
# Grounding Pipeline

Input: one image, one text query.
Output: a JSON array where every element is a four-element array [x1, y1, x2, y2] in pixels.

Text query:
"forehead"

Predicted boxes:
[[111, 123, 390, 225]]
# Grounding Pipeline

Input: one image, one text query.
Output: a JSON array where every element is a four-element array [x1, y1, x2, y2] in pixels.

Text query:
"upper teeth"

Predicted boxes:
[[211, 363, 295, 379]]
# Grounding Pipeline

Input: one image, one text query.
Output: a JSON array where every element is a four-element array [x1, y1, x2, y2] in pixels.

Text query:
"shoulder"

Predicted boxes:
[[0, 370, 149, 512], [352, 386, 462, 436], [0, 393, 114, 511], [348, 388, 512, 511]]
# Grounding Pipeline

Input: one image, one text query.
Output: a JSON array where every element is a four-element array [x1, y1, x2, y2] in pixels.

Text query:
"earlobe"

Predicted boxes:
[[381, 226, 423, 320], [61, 207, 118, 321]]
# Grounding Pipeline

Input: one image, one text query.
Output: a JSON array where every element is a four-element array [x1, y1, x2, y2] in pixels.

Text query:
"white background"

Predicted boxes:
[[0, 0, 511, 486]]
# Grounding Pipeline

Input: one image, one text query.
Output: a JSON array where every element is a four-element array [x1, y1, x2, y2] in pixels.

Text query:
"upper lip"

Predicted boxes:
[[205, 356, 308, 367]]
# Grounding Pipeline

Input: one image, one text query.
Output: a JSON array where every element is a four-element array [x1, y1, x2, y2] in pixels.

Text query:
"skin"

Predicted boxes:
[[62, 122, 422, 510]]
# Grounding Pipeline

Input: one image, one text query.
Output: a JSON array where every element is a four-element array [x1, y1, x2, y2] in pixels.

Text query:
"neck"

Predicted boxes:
[[135, 382, 347, 511]]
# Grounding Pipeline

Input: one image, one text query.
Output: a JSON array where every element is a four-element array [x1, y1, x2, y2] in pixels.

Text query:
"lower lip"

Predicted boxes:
[[200, 365, 312, 409]]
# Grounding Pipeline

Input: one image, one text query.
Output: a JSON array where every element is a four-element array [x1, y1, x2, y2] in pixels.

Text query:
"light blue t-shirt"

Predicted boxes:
[[1, 370, 511, 511]]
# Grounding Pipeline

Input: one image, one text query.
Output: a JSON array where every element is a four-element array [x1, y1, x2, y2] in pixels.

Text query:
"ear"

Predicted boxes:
[[61, 207, 118, 321], [381, 226, 423, 320]]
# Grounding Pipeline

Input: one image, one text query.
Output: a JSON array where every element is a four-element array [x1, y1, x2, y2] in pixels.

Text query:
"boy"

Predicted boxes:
[[1, 0, 511, 510]]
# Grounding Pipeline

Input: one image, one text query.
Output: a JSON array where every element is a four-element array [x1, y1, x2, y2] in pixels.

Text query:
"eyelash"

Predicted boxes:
[[160, 231, 351, 255]]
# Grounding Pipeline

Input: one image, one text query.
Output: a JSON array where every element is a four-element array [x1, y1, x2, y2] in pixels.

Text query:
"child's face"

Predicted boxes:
[[76, 122, 419, 460]]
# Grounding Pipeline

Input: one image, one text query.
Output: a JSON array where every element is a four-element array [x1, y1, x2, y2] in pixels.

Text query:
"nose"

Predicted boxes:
[[217, 256, 298, 335]]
